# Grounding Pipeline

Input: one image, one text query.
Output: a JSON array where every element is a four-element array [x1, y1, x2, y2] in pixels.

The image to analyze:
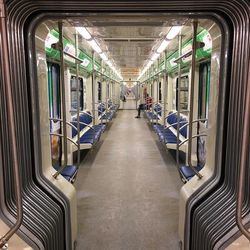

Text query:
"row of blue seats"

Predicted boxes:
[[98, 102, 116, 121], [55, 106, 118, 183], [153, 112, 187, 146], [144, 103, 162, 121], [149, 111, 204, 182]]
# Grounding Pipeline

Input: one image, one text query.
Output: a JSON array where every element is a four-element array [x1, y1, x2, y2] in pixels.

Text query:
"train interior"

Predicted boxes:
[[1, 13, 249, 250]]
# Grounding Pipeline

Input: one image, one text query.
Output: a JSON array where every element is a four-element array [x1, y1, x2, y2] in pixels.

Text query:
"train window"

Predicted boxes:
[[47, 62, 61, 119], [98, 81, 102, 101], [107, 83, 110, 99], [176, 76, 189, 111], [70, 76, 84, 110], [159, 81, 162, 102], [198, 63, 211, 120]]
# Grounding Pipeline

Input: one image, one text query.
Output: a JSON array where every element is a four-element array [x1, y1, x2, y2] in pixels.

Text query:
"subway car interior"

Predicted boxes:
[[0, 1, 250, 250]]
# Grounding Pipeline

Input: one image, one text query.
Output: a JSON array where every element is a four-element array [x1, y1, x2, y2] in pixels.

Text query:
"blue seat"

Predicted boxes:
[[54, 165, 78, 183], [71, 112, 92, 138], [179, 165, 204, 181]]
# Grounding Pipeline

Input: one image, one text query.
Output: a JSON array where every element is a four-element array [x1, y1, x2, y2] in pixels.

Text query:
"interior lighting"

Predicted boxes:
[[150, 52, 160, 61], [157, 39, 170, 53], [100, 53, 108, 61], [146, 60, 153, 68], [106, 60, 113, 67], [166, 26, 183, 40], [75, 27, 92, 40], [87, 39, 102, 53]]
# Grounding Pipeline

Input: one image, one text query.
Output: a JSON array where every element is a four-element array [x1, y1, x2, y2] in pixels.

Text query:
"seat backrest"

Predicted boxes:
[[71, 112, 93, 137], [166, 112, 188, 137]]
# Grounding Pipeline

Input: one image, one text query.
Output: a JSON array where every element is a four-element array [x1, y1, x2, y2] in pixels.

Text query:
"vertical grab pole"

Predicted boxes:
[[157, 58, 160, 124], [75, 32, 80, 167], [0, 0, 23, 246], [163, 50, 167, 145], [53, 21, 68, 178], [176, 33, 182, 167], [92, 51, 96, 142], [187, 20, 202, 178]]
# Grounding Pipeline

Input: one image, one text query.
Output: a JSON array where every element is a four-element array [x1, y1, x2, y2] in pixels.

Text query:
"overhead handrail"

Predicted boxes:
[[236, 64, 250, 240], [141, 69, 167, 84], [0, 0, 23, 247], [94, 69, 120, 84]]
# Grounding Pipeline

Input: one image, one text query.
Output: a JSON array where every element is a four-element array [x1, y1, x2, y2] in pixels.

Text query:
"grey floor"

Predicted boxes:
[[75, 110, 182, 250]]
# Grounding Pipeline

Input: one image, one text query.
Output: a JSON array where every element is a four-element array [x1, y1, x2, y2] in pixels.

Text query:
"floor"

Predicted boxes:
[[75, 110, 182, 250]]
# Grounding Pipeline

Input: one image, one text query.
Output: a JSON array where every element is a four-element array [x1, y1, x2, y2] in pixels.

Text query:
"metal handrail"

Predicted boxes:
[[50, 133, 78, 147], [0, 0, 23, 246], [166, 121, 187, 130], [179, 134, 207, 146], [165, 111, 178, 118], [164, 110, 190, 119], [179, 118, 208, 130], [187, 20, 202, 179], [49, 118, 78, 131], [236, 65, 250, 240], [69, 110, 94, 118], [77, 122, 94, 131]]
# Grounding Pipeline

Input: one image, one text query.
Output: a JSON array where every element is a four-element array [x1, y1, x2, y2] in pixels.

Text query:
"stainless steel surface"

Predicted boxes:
[[179, 118, 208, 130], [0, 0, 23, 246], [53, 22, 68, 179], [92, 51, 96, 145], [236, 64, 250, 241], [176, 33, 182, 167], [49, 118, 77, 131], [179, 134, 207, 147], [187, 20, 202, 179], [50, 133, 78, 147], [75, 33, 81, 167]]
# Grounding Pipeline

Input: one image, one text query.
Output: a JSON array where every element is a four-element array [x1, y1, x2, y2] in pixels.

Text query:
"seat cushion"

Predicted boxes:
[[179, 165, 204, 180], [54, 165, 78, 180]]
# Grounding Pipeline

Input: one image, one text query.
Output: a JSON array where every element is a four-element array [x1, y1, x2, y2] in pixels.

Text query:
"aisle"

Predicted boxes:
[[75, 110, 182, 250]]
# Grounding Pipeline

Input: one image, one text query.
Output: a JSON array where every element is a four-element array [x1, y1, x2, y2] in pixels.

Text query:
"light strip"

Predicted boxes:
[[76, 26, 123, 80], [166, 26, 183, 40], [75, 27, 92, 40], [138, 26, 183, 81], [157, 39, 170, 53], [87, 39, 102, 53], [150, 52, 160, 61], [100, 53, 108, 61]]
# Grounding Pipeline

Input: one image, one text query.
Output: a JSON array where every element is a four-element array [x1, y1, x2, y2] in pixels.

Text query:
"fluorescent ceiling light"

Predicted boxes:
[[87, 39, 102, 53], [147, 60, 153, 68], [166, 26, 183, 40], [100, 53, 108, 61], [107, 60, 113, 67], [157, 40, 170, 53], [151, 53, 160, 61], [75, 27, 92, 40]]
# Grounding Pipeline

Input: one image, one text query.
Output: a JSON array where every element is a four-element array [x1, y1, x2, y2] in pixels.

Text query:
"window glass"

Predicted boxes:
[[71, 76, 84, 110], [176, 75, 189, 111], [198, 63, 211, 119]]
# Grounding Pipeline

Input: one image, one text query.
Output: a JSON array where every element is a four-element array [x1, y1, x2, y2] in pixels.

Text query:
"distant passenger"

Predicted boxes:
[[135, 94, 152, 118]]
